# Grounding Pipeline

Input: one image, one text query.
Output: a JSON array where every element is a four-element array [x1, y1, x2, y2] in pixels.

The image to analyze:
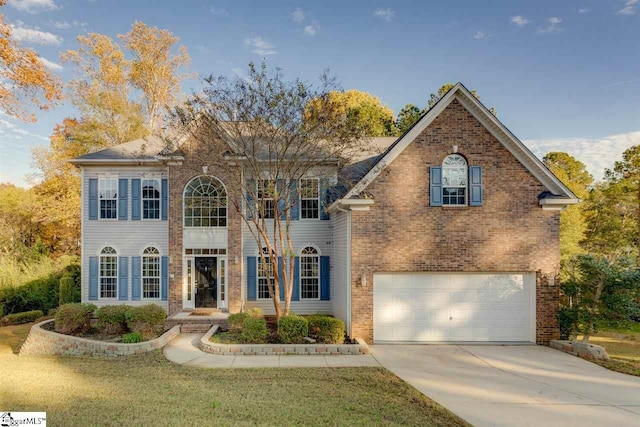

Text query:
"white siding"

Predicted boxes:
[[81, 166, 169, 309], [332, 210, 350, 333], [243, 220, 333, 315]]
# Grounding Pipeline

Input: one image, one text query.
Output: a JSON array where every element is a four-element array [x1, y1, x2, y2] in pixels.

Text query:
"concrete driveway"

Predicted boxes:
[[371, 344, 640, 427]]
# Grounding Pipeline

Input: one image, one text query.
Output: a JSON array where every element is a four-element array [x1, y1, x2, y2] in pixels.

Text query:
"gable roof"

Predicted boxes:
[[333, 82, 578, 208]]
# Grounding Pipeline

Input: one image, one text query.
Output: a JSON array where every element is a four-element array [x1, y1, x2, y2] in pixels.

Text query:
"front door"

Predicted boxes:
[[195, 257, 217, 308]]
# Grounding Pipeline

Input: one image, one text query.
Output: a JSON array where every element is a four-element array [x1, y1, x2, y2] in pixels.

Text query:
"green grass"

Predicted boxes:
[[579, 322, 640, 377], [0, 323, 469, 427]]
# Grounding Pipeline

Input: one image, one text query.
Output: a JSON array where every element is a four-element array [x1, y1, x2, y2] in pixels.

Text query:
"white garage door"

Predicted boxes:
[[373, 273, 535, 343]]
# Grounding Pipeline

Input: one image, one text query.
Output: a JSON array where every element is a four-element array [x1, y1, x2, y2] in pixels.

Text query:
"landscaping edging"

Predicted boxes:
[[198, 325, 370, 355], [19, 319, 181, 357], [550, 339, 610, 360]]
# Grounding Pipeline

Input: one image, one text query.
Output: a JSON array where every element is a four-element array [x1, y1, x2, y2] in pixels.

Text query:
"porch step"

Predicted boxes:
[[164, 311, 229, 331], [180, 323, 215, 333]]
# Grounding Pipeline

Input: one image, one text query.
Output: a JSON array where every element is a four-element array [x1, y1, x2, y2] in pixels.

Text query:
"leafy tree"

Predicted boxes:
[[0, 184, 40, 256], [395, 104, 422, 135], [562, 255, 639, 342], [427, 83, 496, 115], [172, 62, 368, 318], [307, 89, 396, 136], [0, 0, 62, 121]]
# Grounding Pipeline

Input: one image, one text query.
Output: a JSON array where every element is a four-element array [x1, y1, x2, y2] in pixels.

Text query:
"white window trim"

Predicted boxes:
[[99, 246, 118, 300], [142, 177, 162, 221], [257, 250, 275, 301], [299, 246, 320, 301], [442, 154, 468, 207], [299, 178, 320, 220], [141, 246, 161, 300], [183, 175, 228, 229], [257, 179, 276, 220], [98, 177, 119, 221]]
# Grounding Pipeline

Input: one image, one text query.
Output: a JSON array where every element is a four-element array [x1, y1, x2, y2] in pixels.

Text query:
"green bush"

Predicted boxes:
[[557, 307, 579, 340], [245, 307, 264, 318], [241, 317, 268, 343], [59, 275, 80, 305], [122, 332, 143, 343], [55, 303, 96, 335], [278, 314, 308, 343], [0, 309, 44, 326], [96, 305, 130, 335], [125, 304, 166, 340], [308, 315, 345, 344], [227, 312, 248, 333]]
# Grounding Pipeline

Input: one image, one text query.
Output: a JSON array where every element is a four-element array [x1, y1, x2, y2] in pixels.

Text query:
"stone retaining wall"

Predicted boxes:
[[550, 339, 610, 360], [198, 326, 370, 356], [19, 320, 181, 357]]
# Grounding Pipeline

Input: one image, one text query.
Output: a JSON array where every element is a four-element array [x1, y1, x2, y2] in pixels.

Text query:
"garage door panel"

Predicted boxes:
[[373, 273, 534, 343]]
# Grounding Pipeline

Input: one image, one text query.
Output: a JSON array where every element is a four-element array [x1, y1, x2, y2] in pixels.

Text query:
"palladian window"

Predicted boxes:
[[442, 154, 468, 206], [184, 176, 227, 227]]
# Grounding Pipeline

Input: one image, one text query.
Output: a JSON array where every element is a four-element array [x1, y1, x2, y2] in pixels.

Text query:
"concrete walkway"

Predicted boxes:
[[163, 333, 380, 368], [372, 344, 640, 427]]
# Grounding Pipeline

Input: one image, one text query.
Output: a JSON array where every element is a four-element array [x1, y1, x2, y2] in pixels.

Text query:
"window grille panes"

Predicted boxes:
[[300, 178, 319, 219], [258, 250, 275, 299], [142, 247, 160, 299], [300, 247, 319, 300], [99, 178, 118, 219], [257, 180, 276, 219], [99, 246, 118, 298], [442, 154, 468, 206], [184, 176, 227, 227], [142, 179, 161, 219]]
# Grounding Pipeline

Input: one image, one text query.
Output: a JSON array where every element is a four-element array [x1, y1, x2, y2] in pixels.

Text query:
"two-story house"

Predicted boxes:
[[71, 83, 577, 344]]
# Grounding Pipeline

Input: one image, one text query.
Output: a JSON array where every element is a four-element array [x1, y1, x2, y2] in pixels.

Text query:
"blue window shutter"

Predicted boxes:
[[320, 178, 330, 220], [247, 256, 257, 301], [131, 179, 141, 220], [292, 257, 300, 301], [118, 257, 128, 300], [246, 180, 255, 220], [278, 257, 285, 301], [290, 180, 299, 220], [118, 179, 128, 220], [430, 166, 443, 207], [161, 179, 168, 220], [161, 256, 168, 301], [88, 179, 98, 220], [469, 166, 483, 206], [89, 256, 99, 300], [131, 256, 141, 300], [320, 256, 330, 300]]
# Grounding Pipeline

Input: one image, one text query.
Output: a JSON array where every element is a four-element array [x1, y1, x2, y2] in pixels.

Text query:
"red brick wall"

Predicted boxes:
[[350, 99, 560, 344], [167, 139, 243, 315]]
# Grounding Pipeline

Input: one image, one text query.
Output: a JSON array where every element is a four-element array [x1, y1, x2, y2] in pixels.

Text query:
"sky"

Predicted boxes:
[[1, 0, 639, 186]]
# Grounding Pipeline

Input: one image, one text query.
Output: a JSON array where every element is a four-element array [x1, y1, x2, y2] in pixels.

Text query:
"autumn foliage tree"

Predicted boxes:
[[0, 0, 62, 121]]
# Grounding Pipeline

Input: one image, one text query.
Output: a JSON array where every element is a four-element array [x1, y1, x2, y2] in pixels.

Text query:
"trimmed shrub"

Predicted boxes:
[[227, 312, 248, 333], [246, 307, 264, 318], [308, 315, 345, 344], [241, 317, 268, 343], [96, 305, 130, 335], [59, 275, 80, 305], [557, 307, 579, 340], [0, 309, 44, 326], [55, 303, 96, 335], [122, 332, 143, 343], [125, 304, 166, 340], [278, 314, 309, 343]]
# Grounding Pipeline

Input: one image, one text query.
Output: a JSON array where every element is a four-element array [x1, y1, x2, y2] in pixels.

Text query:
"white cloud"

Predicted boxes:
[[10, 21, 63, 45], [0, 118, 48, 142], [304, 25, 317, 35], [210, 6, 228, 16], [49, 20, 70, 29], [538, 17, 563, 34], [291, 8, 305, 23], [510, 15, 530, 27], [244, 37, 276, 56], [8, 0, 59, 13], [617, 0, 638, 15], [473, 31, 489, 40], [526, 130, 640, 180], [373, 8, 395, 22], [40, 57, 63, 71], [578, 8, 591, 14]]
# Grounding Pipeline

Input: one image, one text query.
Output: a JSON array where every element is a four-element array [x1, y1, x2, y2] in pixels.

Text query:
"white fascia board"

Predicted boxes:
[[328, 198, 375, 213], [539, 198, 580, 206], [68, 158, 162, 166]]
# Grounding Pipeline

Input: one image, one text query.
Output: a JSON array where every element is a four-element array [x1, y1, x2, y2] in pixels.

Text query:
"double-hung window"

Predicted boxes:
[[257, 179, 276, 219], [99, 246, 118, 299], [300, 178, 319, 220], [257, 249, 275, 300], [142, 247, 160, 299], [99, 178, 118, 219], [142, 179, 161, 219], [442, 154, 468, 206], [300, 246, 319, 299]]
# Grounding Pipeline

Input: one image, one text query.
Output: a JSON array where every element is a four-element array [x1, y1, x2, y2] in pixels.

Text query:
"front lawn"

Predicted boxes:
[[1, 323, 469, 427], [579, 323, 640, 376]]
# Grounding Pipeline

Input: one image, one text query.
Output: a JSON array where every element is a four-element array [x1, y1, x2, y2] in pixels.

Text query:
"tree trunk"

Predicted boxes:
[[582, 278, 605, 343]]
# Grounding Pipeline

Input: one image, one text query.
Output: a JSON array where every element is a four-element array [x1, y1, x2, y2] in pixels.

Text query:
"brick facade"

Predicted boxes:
[[167, 138, 243, 315], [349, 99, 561, 344]]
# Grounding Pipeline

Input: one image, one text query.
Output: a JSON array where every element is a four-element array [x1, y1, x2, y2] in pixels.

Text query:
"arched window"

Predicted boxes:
[[300, 246, 319, 300], [257, 247, 275, 300], [184, 176, 227, 227], [99, 246, 118, 299], [142, 247, 160, 299], [442, 154, 468, 206]]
